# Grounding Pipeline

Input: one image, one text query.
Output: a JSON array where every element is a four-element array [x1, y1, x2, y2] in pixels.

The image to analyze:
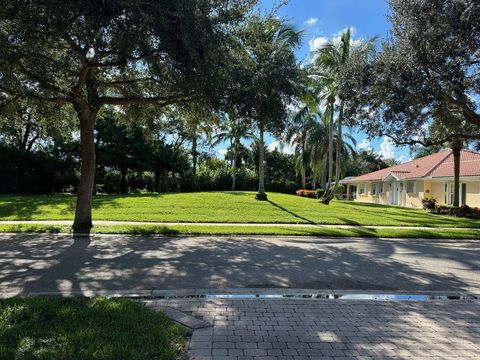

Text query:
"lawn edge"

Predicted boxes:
[[0, 224, 479, 240]]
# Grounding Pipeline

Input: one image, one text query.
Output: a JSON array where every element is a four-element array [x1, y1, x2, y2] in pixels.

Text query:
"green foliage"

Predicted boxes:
[[422, 197, 438, 211], [0, 297, 187, 360], [344, 149, 392, 177], [343, 0, 480, 140]]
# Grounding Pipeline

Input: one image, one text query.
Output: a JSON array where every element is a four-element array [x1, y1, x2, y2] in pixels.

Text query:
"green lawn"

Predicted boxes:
[[0, 297, 187, 360], [0, 223, 478, 239], [1, 191, 479, 228]]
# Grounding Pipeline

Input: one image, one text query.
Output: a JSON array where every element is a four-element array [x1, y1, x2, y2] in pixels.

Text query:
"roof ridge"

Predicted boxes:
[[386, 148, 450, 169], [461, 149, 480, 156], [424, 150, 453, 178], [384, 149, 450, 177]]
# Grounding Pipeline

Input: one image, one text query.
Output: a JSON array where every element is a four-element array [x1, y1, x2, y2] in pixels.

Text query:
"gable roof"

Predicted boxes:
[[343, 149, 480, 183]]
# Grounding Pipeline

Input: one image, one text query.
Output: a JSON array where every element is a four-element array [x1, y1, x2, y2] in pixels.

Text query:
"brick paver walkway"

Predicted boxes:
[[150, 299, 480, 359]]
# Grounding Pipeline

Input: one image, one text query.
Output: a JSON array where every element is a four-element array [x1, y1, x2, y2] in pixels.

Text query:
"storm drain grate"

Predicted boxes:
[[148, 292, 479, 302]]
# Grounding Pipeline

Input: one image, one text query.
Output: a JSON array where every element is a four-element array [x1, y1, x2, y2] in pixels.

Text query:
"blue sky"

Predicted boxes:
[[216, 0, 411, 163]]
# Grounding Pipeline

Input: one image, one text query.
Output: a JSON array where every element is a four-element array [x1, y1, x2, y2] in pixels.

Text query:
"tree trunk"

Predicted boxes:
[[327, 103, 334, 189], [16, 152, 27, 193], [255, 119, 267, 200], [301, 139, 306, 189], [451, 142, 463, 207], [334, 101, 344, 187], [321, 101, 335, 204], [72, 110, 97, 233], [232, 141, 238, 191], [191, 136, 197, 190], [154, 168, 161, 192], [120, 165, 128, 194], [312, 157, 317, 190], [321, 152, 328, 190]]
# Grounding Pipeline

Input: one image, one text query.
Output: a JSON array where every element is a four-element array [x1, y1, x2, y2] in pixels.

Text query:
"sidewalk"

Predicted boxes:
[[146, 298, 480, 359], [1, 219, 479, 230]]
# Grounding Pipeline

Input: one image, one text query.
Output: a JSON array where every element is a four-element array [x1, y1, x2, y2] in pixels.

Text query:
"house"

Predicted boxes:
[[341, 149, 480, 208]]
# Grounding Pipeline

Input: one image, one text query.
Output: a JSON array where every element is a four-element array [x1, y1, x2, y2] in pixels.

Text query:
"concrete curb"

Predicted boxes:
[[143, 301, 211, 330], [0, 232, 478, 242]]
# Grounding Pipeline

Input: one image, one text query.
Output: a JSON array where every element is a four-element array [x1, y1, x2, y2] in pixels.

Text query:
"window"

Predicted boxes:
[[462, 183, 467, 206], [358, 183, 366, 195], [445, 183, 448, 204], [406, 181, 416, 194], [371, 183, 378, 196], [379, 183, 384, 193]]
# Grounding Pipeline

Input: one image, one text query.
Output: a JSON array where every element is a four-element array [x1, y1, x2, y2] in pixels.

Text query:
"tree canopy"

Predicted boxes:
[[0, 0, 257, 232], [342, 0, 480, 140]]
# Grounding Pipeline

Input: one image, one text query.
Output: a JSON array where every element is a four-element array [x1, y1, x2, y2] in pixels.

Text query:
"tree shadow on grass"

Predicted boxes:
[[267, 200, 316, 224]]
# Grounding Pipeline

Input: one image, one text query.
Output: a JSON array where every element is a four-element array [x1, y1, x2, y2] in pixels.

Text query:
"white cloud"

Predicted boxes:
[[304, 17, 318, 27], [268, 140, 295, 155], [357, 138, 372, 151], [397, 155, 411, 163], [333, 26, 358, 45], [309, 26, 361, 53], [309, 36, 329, 51], [333, 26, 356, 39], [218, 149, 228, 157], [377, 136, 395, 159]]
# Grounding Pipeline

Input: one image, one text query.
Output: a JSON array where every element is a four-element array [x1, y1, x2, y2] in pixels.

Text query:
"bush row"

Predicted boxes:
[[422, 197, 480, 219]]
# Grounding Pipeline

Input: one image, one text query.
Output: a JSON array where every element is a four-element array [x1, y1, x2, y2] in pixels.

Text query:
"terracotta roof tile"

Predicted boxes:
[[344, 149, 480, 182]]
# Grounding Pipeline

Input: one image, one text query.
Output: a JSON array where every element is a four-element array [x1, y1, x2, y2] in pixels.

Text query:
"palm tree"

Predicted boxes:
[[212, 113, 255, 190], [304, 112, 328, 190], [241, 15, 303, 201], [305, 112, 357, 191], [183, 109, 218, 189], [282, 106, 316, 188], [311, 28, 375, 203]]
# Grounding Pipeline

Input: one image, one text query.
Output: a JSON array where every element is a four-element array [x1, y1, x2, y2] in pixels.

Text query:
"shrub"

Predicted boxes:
[[296, 189, 317, 198], [422, 197, 437, 211], [430, 203, 480, 219], [316, 188, 325, 198]]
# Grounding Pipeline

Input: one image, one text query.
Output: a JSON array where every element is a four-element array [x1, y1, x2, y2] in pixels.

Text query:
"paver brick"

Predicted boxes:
[[147, 299, 480, 360]]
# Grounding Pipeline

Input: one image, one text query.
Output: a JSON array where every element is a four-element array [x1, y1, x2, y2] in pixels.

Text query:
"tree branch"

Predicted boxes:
[[99, 93, 200, 106], [441, 93, 480, 126], [98, 77, 164, 87]]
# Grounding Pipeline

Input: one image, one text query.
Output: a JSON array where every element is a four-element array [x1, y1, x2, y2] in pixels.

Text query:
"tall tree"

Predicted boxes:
[[182, 105, 219, 189], [237, 15, 302, 200], [0, 0, 255, 232], [212, 112, 255, 190], [311, 28, 374, 203], [0, 98, 75, 192], [96, 109, 150, 194], [343, 0, 480, 134], [283, 106, 316, 189]]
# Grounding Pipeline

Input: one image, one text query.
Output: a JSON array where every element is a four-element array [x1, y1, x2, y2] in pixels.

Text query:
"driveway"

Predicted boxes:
[[149, 298, 480, 359], [0, 233, 478, 296]]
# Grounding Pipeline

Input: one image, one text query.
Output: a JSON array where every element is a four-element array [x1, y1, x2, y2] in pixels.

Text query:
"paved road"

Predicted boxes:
[[150, 298, 480, 359], [0, 233, 479, 296]]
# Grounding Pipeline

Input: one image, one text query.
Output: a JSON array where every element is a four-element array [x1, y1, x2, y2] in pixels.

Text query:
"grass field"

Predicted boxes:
[[0, 297, 187, 360], [1, 191, 479, 228], [0, 223, 479, 239]]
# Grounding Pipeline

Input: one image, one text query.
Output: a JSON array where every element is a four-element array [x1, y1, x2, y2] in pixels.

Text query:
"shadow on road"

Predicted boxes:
[[0, 234, 478, 296]]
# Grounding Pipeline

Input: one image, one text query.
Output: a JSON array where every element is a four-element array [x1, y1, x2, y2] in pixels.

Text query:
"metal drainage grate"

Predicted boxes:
[[149, 293, 478, 302]]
